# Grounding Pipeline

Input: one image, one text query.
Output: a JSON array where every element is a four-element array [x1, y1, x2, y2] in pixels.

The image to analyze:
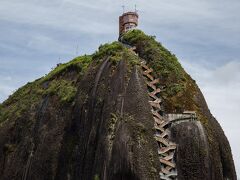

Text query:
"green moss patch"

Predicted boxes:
[[0, 55, 93, 124], [122, 29, 186, 87], [93, 41, 124, 63], [44, 79, 77, 103], [0, 82, 41, 124], [122, 30, 198, 112], [40, 55, 92, 82]]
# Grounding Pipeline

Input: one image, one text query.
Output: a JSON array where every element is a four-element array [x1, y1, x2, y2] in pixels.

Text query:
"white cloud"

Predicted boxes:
[[0, 74, 15, 101]]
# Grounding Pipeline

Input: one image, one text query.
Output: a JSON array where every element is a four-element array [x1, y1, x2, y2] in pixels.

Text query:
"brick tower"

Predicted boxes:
[[119, 11, 139, 37]]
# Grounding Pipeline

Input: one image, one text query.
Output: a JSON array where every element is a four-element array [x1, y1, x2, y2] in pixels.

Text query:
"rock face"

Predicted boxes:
[[0, 30, 237, 180]]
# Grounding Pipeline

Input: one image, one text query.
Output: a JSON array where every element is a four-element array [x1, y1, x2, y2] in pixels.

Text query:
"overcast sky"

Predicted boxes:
[[0, 0, 239, 177]]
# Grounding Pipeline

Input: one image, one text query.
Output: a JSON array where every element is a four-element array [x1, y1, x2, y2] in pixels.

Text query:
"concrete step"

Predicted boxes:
[[158, 145, 177, 154], [143, 73, 154, 81], [159, 129, 170, 138], [160, 158, 176, 168], [162, 152, 174, 161], [160, 171, 178, 180], [141, 63, 149, 70], [155, 135, 170, 146], [151, 110, 163, 119], [148, 88, 161, 99], [154, 123, 165, 132], [143, 67, 153, 74], [149, 101, 161, 109]]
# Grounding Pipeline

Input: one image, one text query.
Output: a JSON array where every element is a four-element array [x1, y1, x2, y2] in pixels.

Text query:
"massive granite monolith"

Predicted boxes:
[[0, 30, 236, 180]]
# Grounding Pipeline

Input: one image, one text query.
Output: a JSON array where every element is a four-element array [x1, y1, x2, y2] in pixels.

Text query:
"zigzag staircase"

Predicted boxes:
[[141, 62, 178, 180]]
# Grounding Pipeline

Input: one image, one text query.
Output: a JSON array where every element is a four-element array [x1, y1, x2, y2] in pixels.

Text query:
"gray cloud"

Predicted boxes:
[[0, 74, 15, 101]]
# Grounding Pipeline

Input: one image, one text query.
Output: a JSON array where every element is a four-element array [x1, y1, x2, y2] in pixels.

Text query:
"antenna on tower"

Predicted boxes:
[[135, 4, 138, 13], [76, 44, 79, 56], [122, 5, 125, 13]]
